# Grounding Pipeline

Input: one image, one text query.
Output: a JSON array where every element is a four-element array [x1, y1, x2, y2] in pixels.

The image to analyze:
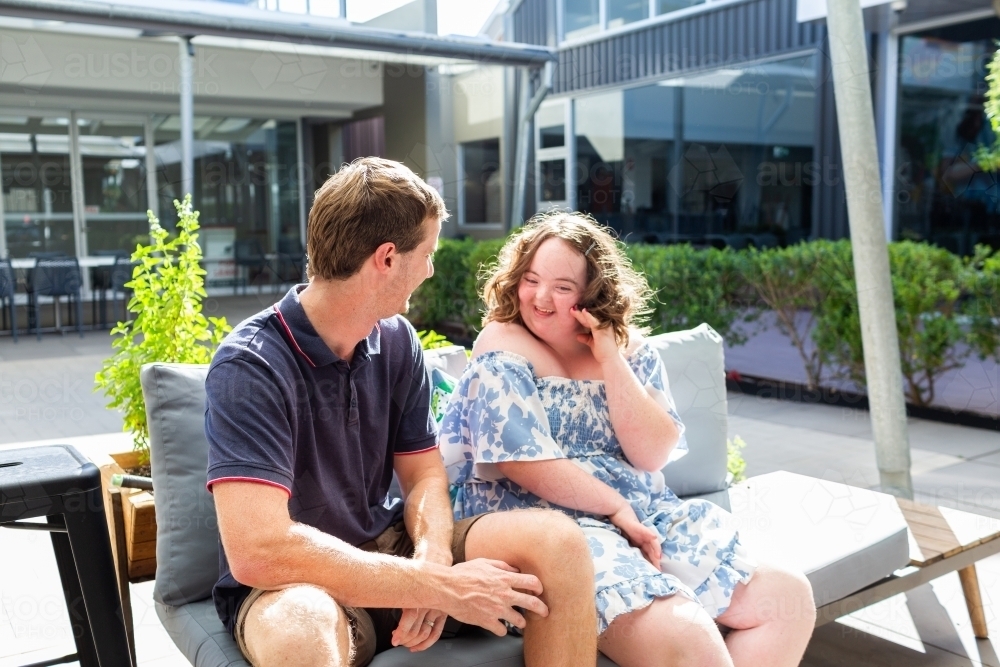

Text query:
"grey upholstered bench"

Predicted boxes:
[[141, 324, 910, 667]]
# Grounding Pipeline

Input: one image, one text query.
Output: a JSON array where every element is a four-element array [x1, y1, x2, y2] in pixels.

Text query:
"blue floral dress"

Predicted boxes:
[[437, 343, 756, 634]]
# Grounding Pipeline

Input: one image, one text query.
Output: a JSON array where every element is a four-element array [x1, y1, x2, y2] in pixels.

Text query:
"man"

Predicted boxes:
[[205, 157, 597, 667]]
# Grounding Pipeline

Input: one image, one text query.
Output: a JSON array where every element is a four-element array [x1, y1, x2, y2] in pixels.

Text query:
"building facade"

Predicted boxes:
[[473, 0, 1000, 252], [0, 0, 543, 288]]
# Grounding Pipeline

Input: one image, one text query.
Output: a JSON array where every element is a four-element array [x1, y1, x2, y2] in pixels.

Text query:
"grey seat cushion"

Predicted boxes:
[[647, 324, 729, 496], [156, 599, 249, 667], [141, 362, 218, 607], [728, 471, 911, 607], [159, 599, 620, 667]]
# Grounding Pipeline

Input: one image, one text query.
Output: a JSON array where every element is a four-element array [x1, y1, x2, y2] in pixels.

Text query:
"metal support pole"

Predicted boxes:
[[68, 110, 88, 259], [296, 118, 307, 254], [510, 62, 553, 230], [144, 115, 159, 220], [339, 0, 347, 19], [671, 86, 684, 241], [179, 36, 195, 201], [875, 25, 899, 242], [0, 145, 7, 258], [826, 0, 912, 498]]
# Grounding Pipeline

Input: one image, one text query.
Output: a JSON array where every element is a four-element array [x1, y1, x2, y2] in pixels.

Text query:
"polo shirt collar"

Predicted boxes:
[[274, 285, 381, 368]]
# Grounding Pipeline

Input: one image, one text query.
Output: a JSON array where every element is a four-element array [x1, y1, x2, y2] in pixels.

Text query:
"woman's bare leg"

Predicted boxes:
[[598, 595, 733, 667], [464, 509, 598, 667], [715, 563, 816, 667]]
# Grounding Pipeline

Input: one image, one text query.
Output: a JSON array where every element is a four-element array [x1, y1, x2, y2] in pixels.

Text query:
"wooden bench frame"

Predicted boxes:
[[816, 498, 998, 639]]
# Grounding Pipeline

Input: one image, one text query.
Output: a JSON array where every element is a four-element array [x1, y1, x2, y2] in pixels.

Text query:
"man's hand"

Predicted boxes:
[[391, 607, 448, 651], [392, 450, 456, 651], [433, 558, 548, 636], [391, 546, 451, 651]]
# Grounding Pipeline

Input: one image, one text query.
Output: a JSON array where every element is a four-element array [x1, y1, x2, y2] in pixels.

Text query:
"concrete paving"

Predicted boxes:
[[1, 304, 998, 666]]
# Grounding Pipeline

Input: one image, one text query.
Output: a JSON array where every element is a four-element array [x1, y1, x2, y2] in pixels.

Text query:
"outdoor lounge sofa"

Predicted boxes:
[[137, 323, 972, 667]]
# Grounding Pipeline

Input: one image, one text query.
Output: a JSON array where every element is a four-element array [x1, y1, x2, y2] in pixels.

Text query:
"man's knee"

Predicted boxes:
[[244, 585, 351, 667]]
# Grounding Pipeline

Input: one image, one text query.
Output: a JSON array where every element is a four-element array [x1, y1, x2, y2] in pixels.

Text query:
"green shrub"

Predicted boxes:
[[807, 240, 861, 386], [626, 243, 751, 343], [95, 196, 231, 459], [964, 247, 1000, 363], [811, 240, 985, 407], [741, 242, 827, 388], [409, 237, 504, 339]]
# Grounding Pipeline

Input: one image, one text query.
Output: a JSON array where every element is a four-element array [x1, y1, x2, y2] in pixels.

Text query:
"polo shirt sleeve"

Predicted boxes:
[[393, 327, 437, 456], [205, 356, 294, 496]]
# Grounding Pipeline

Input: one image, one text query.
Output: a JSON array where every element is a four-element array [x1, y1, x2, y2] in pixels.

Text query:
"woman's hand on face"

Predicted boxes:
[[570, 306, 620, 366], [609, 502, 662, 570]]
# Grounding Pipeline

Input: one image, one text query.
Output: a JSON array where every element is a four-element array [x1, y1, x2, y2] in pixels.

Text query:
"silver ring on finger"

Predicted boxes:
[[425, 620, 435, 628]]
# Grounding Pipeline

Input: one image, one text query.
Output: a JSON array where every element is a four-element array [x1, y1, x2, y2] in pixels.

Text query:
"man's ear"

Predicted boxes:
[[372, 241, 397, 275]]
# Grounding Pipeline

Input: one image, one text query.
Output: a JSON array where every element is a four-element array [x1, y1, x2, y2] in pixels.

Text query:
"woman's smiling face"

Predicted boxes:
[[517, 237, 588, 343]]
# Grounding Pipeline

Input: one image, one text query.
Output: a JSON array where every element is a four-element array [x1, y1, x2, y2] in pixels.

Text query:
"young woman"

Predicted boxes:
[[438, 212, 815, 667]]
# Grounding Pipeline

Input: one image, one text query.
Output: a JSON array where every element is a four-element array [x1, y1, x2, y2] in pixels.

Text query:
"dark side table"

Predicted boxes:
[[0, 445, 133, 667]]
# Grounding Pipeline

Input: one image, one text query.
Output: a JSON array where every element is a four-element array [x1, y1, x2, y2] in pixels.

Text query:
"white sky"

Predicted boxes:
[[346, 0, 501, 35]]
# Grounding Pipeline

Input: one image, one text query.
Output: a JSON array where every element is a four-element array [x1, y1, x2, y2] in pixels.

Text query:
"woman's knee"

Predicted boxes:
[[601, 596, 731, 667], [780, 567, 816, 627], [245, 585, 350, 667], [743, 565, 816, 628]]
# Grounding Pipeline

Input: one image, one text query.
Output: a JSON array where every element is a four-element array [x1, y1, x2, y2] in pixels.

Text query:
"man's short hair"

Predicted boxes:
[[307, 157, 448, 280]]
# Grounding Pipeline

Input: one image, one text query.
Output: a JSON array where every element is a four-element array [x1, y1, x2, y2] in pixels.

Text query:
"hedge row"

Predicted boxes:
[[408, 238, 1000, 407]]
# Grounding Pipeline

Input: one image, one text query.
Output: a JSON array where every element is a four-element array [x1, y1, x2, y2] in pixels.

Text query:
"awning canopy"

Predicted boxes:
[[0, 0, 555, 66]]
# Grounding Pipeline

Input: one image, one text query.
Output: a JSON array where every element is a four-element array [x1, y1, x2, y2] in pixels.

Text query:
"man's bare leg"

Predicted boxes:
[[242, 585, 352, 667], [465, 509, 598, 667]]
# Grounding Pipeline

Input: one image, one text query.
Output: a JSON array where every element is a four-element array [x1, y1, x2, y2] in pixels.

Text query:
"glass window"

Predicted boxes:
[[540, 125, 566, 149], [574, 54, 819, 246], [78, 118, 150, 255], [540, 159, 567, 202], [1, 116, 76, 257], [461, 139, 501, 224], [537, 101, 566, 148], [152, 116, 301, 284], [564, 0, 600, 41], [607, 0, 648, 29], [896, 18, 1000, 254], [656, 0, 706, 15]]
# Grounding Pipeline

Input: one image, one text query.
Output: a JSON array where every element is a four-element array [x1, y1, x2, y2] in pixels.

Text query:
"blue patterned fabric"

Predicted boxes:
[[438, 343, 756, 633]]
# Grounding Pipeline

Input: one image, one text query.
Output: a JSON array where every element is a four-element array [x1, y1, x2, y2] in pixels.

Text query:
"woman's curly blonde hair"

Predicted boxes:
[[481, 211, 654, 349]]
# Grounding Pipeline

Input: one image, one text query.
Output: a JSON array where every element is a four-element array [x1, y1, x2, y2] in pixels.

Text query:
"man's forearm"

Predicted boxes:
[[236, 518, 451, 610], [404, 472, 455, 565]]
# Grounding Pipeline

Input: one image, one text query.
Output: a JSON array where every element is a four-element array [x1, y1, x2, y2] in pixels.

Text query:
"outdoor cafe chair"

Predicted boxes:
[[0, 258, 18, 342], [234, 239, 275, 295], [27, 257, 84, 340]]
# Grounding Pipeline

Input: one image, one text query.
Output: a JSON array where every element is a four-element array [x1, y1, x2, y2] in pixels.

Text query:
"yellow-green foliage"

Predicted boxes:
[[95, 196, 231, 457], [727, 436, 748, 483]]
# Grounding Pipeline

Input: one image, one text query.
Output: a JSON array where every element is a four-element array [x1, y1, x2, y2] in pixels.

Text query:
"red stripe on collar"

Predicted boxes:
[[274, 306, 317, 368]]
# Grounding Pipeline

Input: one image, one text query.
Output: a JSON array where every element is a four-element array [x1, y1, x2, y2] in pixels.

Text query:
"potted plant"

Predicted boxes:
[[94, 195, 231, 580]]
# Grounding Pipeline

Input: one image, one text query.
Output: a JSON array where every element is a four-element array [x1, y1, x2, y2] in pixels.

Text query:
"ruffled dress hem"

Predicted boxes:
[[596, 573, 698, 635], [690, 541, 758, 619]]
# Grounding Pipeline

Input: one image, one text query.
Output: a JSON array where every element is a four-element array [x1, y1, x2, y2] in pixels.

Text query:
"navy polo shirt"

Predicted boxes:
[[205, 285, 436, 633]]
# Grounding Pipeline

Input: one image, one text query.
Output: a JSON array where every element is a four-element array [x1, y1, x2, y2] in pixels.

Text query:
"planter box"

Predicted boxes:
[[98, 450, 157, 582]]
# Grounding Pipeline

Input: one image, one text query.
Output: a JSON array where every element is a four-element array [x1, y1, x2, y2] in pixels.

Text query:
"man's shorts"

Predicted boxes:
[[233, 515, 486, 667]]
